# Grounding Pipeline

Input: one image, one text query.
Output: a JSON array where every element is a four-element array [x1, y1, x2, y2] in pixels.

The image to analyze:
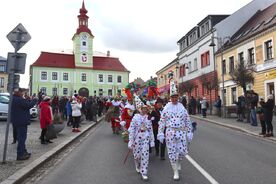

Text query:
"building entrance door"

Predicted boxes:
[[79, 88, 89, 97]]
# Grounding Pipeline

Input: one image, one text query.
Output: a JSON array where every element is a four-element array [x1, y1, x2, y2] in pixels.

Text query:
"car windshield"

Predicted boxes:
[[0, 96, 9, 104]]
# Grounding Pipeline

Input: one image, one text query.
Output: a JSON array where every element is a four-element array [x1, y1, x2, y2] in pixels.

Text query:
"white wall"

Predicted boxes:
[[178, 32, 216, 82]]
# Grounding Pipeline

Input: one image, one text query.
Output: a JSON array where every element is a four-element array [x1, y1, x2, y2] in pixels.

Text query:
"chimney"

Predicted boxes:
[[107, 50, 110, 57]]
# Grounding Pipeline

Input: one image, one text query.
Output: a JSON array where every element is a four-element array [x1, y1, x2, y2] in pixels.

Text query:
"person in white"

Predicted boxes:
[[71, 96, 82, 132], [157, 92, 193, 180], [128, 105, 155, 181]]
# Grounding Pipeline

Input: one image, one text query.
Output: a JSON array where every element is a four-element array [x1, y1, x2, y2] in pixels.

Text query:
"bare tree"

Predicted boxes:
[[230, 62, 255, 95], [230, 61, 255, 123], [179, 80, 195, 97], [199, 72, 219, 115]]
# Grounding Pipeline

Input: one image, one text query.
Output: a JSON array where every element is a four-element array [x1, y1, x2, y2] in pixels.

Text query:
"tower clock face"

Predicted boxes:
[[81, 53, 87, 62], [82, 34, 87, 40]]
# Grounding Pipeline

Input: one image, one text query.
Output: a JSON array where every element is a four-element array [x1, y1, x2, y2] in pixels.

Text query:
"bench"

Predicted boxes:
[[225, 106, 237, 118]]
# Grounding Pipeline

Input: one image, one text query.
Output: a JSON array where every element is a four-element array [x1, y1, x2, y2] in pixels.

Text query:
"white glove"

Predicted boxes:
[[128, 141, 134, 149], [187, 132, 193, 142], [120, 121, 126, 127], [151, 117, 155, 121], [150, 142, 155, 148], [157, 134, 165, 144]]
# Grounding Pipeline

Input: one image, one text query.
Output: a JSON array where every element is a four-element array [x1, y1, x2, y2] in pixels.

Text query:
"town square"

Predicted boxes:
[[0, 0, 276, 183]]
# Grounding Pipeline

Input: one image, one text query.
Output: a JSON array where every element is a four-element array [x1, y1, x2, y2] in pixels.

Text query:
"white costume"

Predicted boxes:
[[128, 113, 155, 179], [157, 102, 193, 180]]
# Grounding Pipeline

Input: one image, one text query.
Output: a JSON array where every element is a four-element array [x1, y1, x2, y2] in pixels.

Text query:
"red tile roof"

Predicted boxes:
[[31, 51, 129, 72]]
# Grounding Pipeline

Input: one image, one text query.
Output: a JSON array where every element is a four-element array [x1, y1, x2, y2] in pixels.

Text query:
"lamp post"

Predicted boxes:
[[209, 35, 230, 118]]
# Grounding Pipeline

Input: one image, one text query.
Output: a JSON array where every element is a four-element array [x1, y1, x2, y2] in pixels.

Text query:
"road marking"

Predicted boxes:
[[186, 155, 219, 184]]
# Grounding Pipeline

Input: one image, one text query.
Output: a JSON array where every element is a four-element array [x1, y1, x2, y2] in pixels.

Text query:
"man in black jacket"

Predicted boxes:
[[149, 98, 166, 160]]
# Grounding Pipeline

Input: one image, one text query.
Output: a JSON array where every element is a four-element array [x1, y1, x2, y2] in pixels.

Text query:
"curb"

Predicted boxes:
[[190, 115, 276, 143], [0, 116, 105, 184]]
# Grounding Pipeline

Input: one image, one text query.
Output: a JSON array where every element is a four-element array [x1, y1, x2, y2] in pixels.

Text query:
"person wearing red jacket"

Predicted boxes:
[[39, 96, 53, 144], [120, 99, 135, 130]]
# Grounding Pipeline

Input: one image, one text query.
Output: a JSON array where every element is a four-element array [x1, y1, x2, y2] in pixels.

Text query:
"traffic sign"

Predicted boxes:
[[6, 23, 31, 52], [6, 52, 26, 74]]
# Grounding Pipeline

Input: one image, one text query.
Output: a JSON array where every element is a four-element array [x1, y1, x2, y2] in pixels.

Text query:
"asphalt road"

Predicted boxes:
[[35, 118, 276, 184]]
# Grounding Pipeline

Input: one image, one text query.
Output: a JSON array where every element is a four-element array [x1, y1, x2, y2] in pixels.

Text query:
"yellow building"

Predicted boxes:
[[156, 58, 179, 97], [216, 3, 276, 106]]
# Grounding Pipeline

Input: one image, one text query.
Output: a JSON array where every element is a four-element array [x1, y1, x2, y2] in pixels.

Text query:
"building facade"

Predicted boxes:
[[177, 15, 228, 104], [216, 3, 276, 106], [30, 2, 129, 97], [0, 56, 8, 93], [156, 58, 179, 97]]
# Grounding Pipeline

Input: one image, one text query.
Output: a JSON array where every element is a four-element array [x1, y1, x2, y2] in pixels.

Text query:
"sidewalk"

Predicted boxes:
[[190, 114, 276, 143], [0, 116, 104, 184]]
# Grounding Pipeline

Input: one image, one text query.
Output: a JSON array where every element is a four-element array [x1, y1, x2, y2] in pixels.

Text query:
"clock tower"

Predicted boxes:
[[73, 1, 94, 67]]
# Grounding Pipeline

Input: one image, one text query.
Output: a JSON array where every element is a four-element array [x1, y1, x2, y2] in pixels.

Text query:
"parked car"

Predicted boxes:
[[0, 94, 9, 120], [0, 93, 38, 120]]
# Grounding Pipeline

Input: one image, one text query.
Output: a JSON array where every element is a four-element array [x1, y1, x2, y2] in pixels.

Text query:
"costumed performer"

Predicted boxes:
[[128, 104, 155, 181], [157, 81, 193, 180]]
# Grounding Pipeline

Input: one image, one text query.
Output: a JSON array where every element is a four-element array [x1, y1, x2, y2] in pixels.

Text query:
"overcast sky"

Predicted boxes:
[[0, 0, 252, 88]]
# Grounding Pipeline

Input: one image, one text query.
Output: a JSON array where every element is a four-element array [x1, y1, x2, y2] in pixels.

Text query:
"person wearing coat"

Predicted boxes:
[[66, 97, 73, 126], [157, 92, 193, 180], [128, 105, 155, 181], [71, 96, 82, 132], [11, 88, 38, 160], [263, 95, 275, 137], [39, 96, 53, 144], [149, 98, 166, 159]]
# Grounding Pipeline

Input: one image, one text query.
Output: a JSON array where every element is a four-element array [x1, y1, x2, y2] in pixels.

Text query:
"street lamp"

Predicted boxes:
[[209, 35, 231, 118]]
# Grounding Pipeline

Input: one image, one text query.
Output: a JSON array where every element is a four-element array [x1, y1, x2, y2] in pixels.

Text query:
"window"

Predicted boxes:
[[0, 77, 4, 87], [248, 48, 255, 65], [63, 73, 68, 81], [98, 74, 103, 83], [231, 87, 237, 104], [265, 40, 273, 60], [201, 51, 210, 68], [108, 89, 112, 96], [52, 72, 58, 80], [0, 65, 5, 72], [99, 89, 103, 96], [82, 41, 86, 46], [41, 87, 46, 94], [179, 65, 186, 77], [222, 59, 226, 74], [229, 56, 235, 73], [238, 52, 244, 66], [52, 87, 57, 96], [201, 25, 205, 36], [194, 58, 198, 70], [117, 76, 122, 83], [41, 71, 47, 80], [205, 22, 209, 32], [63, 88, 68, 95], [188, 61, 192, 73], [108, 75, 113, 83], [81, 73, 87, 82]]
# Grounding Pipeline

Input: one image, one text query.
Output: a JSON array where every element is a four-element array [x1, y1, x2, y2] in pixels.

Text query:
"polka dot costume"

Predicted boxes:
[[128, 114, 155, 176], [158, 102, 192, 164]]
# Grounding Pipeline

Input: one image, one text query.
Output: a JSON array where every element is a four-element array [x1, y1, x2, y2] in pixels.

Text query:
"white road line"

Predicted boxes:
[[186, 155, 219, 184]]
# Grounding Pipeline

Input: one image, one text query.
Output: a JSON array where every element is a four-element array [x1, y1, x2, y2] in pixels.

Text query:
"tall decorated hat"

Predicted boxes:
[[170, 80, 178, 96], [133, 93, 145, 111]]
